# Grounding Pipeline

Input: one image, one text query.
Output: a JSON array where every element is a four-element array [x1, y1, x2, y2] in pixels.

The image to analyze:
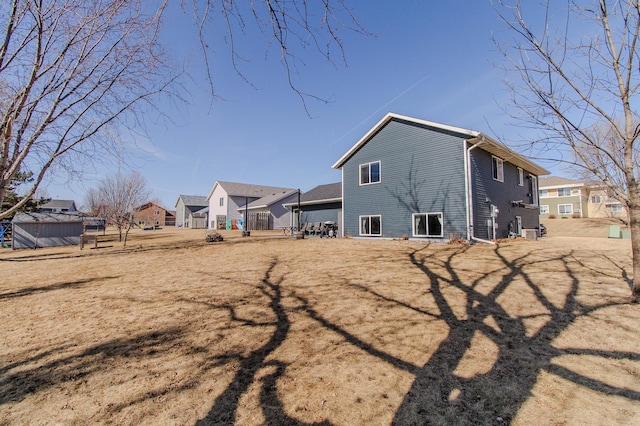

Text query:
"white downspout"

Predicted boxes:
[[465, 136, 496, 245]]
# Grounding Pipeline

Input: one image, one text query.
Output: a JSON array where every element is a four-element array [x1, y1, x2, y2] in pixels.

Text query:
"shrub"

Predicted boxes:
[[548, 214, 556, 219]]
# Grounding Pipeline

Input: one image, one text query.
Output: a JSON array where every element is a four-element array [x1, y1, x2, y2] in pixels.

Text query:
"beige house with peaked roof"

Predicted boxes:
[[539, 176, 626, 220]]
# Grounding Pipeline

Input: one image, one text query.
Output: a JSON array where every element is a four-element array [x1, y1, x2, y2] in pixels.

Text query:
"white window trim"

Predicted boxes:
[[517, 168, 524, 186], [531, 176, 539, 205], [557, 187, 572, 197], [412, 212, 444, 238], [591, 195, 602, 204], [558, 204, 573, 215], [359, 161, 381, 186], [359, 215, 382, 236], [492, 156, 504, 182], [611, 205, 624, 213], [540, 205, 549, 214]]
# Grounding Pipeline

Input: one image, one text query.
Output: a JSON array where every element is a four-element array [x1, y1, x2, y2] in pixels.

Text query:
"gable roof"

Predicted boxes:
[[176, 195, 208, 208], [207, 180, 296, 200], [137, 202, 166, 211], [38, 199, 76, 211], [331, 112, 549, 176], [283, 182, 341, 207], [238, 189, 299, 211], [539, 176, 584, 189]]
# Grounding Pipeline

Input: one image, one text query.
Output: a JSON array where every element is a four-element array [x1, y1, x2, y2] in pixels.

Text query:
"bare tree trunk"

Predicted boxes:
[[123, 222, 132, 247], [629, 190, 640, 302]]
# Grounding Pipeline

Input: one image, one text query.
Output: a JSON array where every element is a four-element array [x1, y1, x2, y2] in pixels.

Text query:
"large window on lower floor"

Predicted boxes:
[[558, 204, 573, 215], [412, 212, 443, 237], [360, 215, 381, 236]]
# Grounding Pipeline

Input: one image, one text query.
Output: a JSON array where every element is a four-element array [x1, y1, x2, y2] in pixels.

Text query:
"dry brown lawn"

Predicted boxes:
[[0, 224, 639, 425]]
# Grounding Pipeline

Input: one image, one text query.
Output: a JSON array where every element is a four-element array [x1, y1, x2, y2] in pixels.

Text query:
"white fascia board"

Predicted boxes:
[[539, 183, 585, 190], [469, 135, 550, 176], [237, 204, 268, 212], [332, 112, 480, 169]]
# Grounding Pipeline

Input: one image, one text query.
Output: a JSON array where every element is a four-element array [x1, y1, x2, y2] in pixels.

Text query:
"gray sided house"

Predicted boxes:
[[38, 199, 77, 213], [12, 212, 84, 249], [237, 189, 299, 230], [208, 181, 296, 230], [332, 113, 549, 241], [284, 182, 342, 235], [175, 195, 209, 228]]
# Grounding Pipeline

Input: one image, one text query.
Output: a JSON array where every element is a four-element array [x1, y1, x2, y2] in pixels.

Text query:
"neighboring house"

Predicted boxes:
[[133, 202, 173, 228], [12, 212, 83, 249], [38, 199, 77, 213], [539, 176, 626, 219], [175, 195, 209, 228], [236, 189, 299, 230], [283, 182, 342, 235], [207, 181, 296, 230], [190, 206, 209, 229], [332, 112, 549, 241]]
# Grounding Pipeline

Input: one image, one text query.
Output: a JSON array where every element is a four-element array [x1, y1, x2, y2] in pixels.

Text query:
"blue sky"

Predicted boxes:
[[44, 1, 557, 209]]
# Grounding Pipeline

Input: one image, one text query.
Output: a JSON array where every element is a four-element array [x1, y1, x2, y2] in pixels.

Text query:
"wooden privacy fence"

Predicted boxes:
[[246, 212, 271, 230]]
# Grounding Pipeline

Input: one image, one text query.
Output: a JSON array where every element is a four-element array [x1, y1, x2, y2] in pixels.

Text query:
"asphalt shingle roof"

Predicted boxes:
[[243, 189, 299, 210], [299, 182, 341, 203], [38, 199, 76, 210], [13, 212, 83, 223], [177, 195, 208, 207], [216, 181, 296, 198], [539, 176, 583, 188]]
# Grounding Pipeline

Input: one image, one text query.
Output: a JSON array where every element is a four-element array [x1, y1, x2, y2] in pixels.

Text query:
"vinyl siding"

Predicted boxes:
[[12, 222, 83, 249], [342, 118, 468, 239], [175, 200, 186, 227], [470, 148, 540, 239], [208, 186, 228, 229]]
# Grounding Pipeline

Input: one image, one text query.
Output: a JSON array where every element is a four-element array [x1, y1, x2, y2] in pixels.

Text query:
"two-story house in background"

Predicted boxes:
[[538, 176, 626, 219], [207, 181, 298, 230], [332, 113, 549, 241], [175, 195, 209, 228]]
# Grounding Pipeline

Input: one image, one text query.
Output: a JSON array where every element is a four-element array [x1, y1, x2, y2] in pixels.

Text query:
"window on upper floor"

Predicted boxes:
[[360, 161, 381, 185], [517, 168, 524, 186], [360, 215, 381, 236], [492, 156, 504, 182], [412, 212, 443, 238], [540, 189, 548, 197], [611, 205, 623, 213], [591, 195, 602, 204], [557, 187, 571, 196], [531, 176, 539, 205], [219, 197, 224, 207]]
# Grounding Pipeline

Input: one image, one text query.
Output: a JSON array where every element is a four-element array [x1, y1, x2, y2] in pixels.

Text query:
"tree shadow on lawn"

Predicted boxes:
[[194, 243, 640, 425], [0, 327, 185, 405], [287, 244, 640, 424], [391, 244, 640, 424], [196, 259, 330, 426], [0, 276, 120, 300], [3, 244, 638, 424]]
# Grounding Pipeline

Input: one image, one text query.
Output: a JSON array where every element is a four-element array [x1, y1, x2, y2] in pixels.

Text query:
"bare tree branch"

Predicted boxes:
[[494, 0, 640, 301]]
